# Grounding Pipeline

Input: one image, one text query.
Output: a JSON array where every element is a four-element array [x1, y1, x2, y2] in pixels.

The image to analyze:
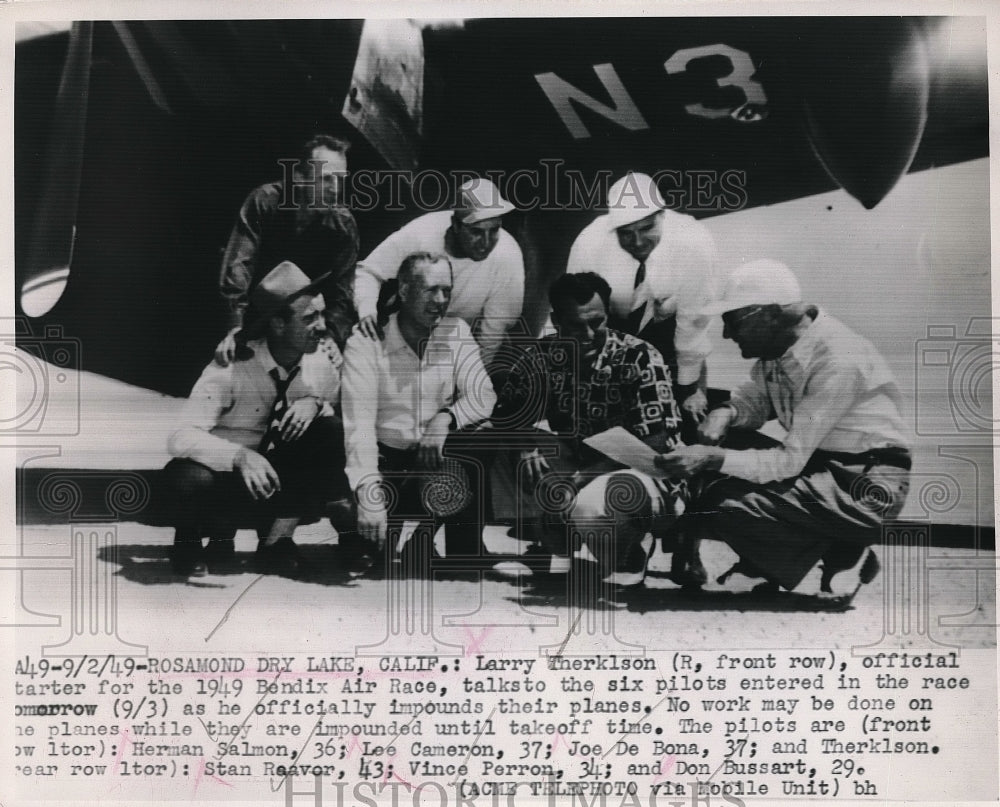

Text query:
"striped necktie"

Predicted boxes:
[[259, 365, 301, 453], [626, 261, 648, 334]]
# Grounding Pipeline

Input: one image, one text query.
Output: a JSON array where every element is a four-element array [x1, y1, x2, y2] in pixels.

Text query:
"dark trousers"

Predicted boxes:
[[349, 431, 493, 558], [679, 429, 911, 590], [163, 416, 349, 545], [496, 429, 684, 576]]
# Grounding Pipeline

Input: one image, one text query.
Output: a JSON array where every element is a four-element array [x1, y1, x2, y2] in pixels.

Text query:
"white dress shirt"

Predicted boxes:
[[341, 315, 497, 491], [167, 338, 342, 472], [722, 310, 911, 484], [354, 211, 525, 364], [566, 210, 718, 385]]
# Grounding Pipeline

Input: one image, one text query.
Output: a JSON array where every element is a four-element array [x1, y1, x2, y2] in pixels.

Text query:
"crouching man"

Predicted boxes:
[[164, 261, 348, 578], [492, 272, 687, 590], [341, 252, 497, 573], [655, 260, 911, 601]]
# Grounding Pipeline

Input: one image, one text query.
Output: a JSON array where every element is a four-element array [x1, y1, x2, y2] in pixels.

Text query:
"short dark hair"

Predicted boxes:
[[398, 252, 453, 287], [298, 134, 351, 168], [549, 272, 612, 315]]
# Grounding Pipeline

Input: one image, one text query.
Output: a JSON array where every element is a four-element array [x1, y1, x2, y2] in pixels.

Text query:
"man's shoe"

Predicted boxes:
[[327, 497, 356, 535], [204, 537, 236, 574], [669, 543, 708, 590], [255, 536, 301, 578], [170, 542, 207, 578], [818, 546, 880, 601]]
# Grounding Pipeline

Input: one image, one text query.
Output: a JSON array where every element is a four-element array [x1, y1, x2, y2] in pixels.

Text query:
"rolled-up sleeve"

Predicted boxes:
[[354, 228, 414, 321], [722, 357, 864, 484], [167, 363, 243, 472], [668, 222, 718, 386], [341, 335, 382, 492], [476, 240, 525, 366]]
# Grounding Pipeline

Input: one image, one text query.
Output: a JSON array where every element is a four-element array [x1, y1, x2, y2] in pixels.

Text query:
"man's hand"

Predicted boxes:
[[655, 444, 724, 479], [357, 315, 384, 341], [520, 449, 551, 491], [279, 397, 322, 443], [680, 388, 709, 422], [214, 327, 241, 367], [416, 412, 451, 471], [234, 447, 281, 500], [356, 480, 388, 549], [651, 293, 678, 322], [697, 405, 735, 445]]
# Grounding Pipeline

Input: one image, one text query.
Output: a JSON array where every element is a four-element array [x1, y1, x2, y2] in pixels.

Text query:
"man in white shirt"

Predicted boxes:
[[165, 261, 346, 578], [353, 178, 524, 369], [655, 260, 912, 601], [567, 172, 718, 437], [341, 252, 497, 568]]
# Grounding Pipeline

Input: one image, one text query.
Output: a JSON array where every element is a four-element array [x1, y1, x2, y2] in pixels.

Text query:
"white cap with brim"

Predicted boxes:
[[456, 177, 515, 224], [701, 259, 802, 316], [604, 172, 666, 231]]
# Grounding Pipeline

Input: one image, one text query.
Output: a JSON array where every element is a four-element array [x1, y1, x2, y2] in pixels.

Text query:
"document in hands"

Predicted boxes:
[[583, 426, 668, 477]]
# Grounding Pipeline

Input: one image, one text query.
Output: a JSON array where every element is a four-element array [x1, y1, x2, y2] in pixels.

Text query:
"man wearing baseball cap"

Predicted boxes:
[[353, 177, 524, 368], [164, 261, 348, 578], [566, 172, 719, 435], [654, 260, 912, 602]]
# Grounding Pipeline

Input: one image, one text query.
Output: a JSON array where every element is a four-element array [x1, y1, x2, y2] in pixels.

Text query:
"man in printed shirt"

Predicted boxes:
[[341, 252, 497, 567], [165, 261, 346, 578], [567, 172, 718, 437], [655, 260, 911, 599], [215, 135, 360, 363], [492, 272, 687, 587], [353, 178, 524, 370]]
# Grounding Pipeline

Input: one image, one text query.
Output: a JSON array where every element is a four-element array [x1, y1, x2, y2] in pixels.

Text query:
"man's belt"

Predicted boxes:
[[813, 446, 912, 471]]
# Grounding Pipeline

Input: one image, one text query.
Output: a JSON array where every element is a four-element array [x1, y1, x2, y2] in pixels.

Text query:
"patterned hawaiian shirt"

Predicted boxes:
[[494, 329, 683, 448]]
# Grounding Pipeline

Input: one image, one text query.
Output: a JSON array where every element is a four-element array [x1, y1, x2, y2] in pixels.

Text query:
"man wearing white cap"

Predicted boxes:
[[655, 260, 912, 601], [353, 177, 524, 368], [566, 172, 718, 431]]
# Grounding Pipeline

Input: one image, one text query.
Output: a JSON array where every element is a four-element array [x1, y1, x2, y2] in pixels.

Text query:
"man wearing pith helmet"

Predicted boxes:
[[567, 172, 719, 435], [655, 260, 911, 602]]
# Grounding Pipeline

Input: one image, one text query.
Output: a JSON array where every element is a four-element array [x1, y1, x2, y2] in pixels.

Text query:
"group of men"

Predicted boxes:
[[164, 134, 912, 604]]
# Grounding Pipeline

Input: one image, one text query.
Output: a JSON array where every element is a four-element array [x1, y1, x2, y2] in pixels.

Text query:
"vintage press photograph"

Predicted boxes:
[[5, 6, 997, 806]]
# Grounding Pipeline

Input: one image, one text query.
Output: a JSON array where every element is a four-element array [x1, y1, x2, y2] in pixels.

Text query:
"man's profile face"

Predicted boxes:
[[400, 260, 452, 330], [615, 211, 664, 263], [552, 292, 609, 364], [276, 293, 326, 355], [722, 305, 780, 360], [453, 216, 502, 261], [300, 146, 347, 206]]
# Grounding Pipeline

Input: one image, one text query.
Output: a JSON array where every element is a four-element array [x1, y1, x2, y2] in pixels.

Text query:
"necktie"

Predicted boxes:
[[626, 261, 649, 334], [259, 366, 301, 454]]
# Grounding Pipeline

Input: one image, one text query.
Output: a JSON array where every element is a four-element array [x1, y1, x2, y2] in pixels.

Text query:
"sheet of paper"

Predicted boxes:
[[583, 425, 667, 477]]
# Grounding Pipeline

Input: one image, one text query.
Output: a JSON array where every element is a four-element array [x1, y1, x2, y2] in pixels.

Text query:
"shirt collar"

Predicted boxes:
[[248, 337, 299, 380], [384, 314, 446, 357], [589, 329, 626, 369], [778, 308, 824, 368]]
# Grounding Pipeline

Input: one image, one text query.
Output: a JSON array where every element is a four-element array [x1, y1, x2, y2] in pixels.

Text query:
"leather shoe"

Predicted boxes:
[[255, 536, 301, 578], [204, 537, 236, 574], [669, 541, 708, 590], [170, 542, 207, 578]]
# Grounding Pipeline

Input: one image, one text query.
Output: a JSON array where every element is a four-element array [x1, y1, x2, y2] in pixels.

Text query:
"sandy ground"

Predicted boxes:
[[11, 520, 995, 657]]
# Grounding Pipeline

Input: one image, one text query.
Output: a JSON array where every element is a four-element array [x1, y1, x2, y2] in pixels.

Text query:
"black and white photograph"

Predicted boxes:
[[4, 3, 997, 806]]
